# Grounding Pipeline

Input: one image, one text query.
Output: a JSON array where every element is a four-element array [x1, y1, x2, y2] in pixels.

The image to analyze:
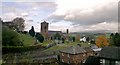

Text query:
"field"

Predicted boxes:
[[18, 33, 53, 47], [18, 33, 36, 46]]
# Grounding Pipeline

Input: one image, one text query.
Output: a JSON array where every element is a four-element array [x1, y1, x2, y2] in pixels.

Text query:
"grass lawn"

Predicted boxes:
[[80, 42, 91, 47], [64, 41, 91, 47], [44, 45, 68, 51], [44, 42, 79, 52], [40, 40, 53, 46], [18, 33, 36, 46], [18, 33, 53, 46], [44, 41, 92, 53], [64, 42, 79, 46]]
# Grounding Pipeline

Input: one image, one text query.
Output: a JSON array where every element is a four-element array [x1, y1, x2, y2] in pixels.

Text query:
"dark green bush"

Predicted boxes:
[[35, 33, 44, 43], [29, 26, 35, 37], [2, 26, 22, 46], [2, 45, 45, 54]]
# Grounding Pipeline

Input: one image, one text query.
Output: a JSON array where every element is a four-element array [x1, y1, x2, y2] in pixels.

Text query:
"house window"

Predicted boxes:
[[100, 59, 105, 65], [116, 61, 120, 65], [100, 59, 103, 64]]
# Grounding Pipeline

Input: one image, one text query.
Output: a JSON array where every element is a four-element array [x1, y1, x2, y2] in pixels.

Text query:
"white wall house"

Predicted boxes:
[[80, 37, 86, 42]]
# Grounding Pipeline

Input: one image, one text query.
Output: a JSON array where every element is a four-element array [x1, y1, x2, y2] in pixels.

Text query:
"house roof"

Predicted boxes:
[[90, 44, 102, 52], [48, 30, 62, 35], [83, 47, 94, 52], [90, 44, 98, 49], [60, 46, 86, 54], [99, 47, 120, 60], [92, 48, 102, 52]]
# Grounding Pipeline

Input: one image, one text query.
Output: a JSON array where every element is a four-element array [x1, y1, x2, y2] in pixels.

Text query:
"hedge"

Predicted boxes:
[[2, 45, 46, 54]]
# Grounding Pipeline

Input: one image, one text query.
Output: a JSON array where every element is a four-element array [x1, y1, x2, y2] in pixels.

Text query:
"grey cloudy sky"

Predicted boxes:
[[1, 0, 119, 33]]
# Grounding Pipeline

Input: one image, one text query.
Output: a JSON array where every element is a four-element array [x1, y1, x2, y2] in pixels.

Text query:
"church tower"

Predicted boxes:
[[41, 21, 49, 39]]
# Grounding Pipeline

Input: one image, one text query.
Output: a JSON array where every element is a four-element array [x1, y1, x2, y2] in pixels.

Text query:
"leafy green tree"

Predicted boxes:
[[29, 26, 35, 37], [112, 33, 120, 46], [35, 33, 44, 43], [86, 37, 90, 42], [0, 18, 2, 46], [90, 40, 95, 44], [109, 33, 114, 45], [2, 26, 22, 46], [62, 37, 65, 43], [110, 33, 114, 38], [72, 36, 75, 42], [54, 33, 61, 40]]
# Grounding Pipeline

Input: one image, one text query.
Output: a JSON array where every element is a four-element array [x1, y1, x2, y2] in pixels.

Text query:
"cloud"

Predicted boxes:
[[1, 2, 57, 32], [44, 0, 119, 33], [2, 2, 57, 20], [1, 1, 119, 33], [49, 25, 71, 32], [2, 12, 20, 21], [30, 2, 57, 9], [2, 0, 55, 2], [15, 2, 57, 11], [40, 21, 118, 33], [21, 12, 29, 17], [70, 22, 118, 33], [47, 0, 118, 25]]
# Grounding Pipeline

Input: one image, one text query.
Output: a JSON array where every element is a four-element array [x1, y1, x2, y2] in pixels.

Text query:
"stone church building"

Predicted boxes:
[[40, 21, 63, 40]]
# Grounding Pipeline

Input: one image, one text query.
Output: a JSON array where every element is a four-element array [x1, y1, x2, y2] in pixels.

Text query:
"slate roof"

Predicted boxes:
[[90, 44, 102, 52], [60, 46, 86, 54], [83, 47, 94, 52], [90, 44, 98, 49], [99, 47, 120, 60], [48, 30, 62, 35]]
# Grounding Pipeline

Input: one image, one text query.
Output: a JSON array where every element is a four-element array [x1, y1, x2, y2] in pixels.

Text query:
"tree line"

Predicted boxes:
[[95, 33, 120, 47], [110, 33, 120, 46]]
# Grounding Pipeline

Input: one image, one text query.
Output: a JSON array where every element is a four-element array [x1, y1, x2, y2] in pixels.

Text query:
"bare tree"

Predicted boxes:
[[12, 17, 25, 31]]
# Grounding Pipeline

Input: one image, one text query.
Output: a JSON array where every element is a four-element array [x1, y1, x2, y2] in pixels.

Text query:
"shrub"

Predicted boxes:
[[2, 45, 45, 54], [35, 33, 44, 43], [29, 26, 35, 37], [2, 26, 22, 46]]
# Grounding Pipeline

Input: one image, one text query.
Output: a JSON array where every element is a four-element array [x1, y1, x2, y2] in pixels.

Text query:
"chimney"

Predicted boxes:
[[66, 29, 69, 34]]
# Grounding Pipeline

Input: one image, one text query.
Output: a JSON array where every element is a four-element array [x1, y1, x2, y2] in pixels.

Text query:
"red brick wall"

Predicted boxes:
[[60, 52, 95, 64], [60, 52, 86, 64], [86, 52, 95, 58]]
